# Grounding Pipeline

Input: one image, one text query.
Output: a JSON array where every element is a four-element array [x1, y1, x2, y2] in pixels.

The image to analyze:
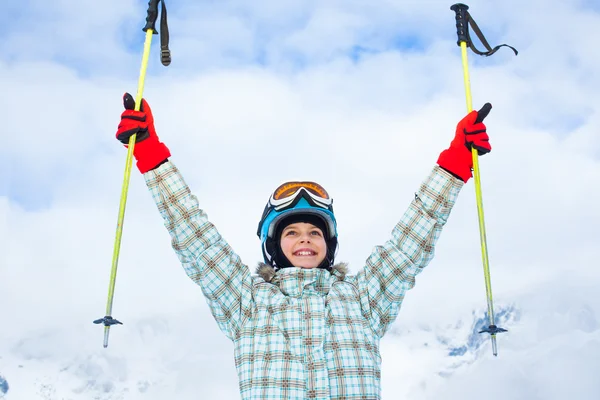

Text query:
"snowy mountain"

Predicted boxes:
[[1, 280, 598, 399], [0, 304, 519, 400], [0, 375, 8, 397]]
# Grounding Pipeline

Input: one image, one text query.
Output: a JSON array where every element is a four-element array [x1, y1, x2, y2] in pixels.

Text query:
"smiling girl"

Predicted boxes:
[[115, 92, 493, 399]]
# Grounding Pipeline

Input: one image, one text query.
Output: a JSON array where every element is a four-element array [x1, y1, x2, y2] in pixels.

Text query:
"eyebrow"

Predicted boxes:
[[282, 225, 322, 234]]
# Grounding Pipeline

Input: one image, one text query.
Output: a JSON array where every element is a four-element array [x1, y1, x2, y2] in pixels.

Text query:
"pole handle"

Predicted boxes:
[[143, 0, 160, 33], [450, 3, 469, 46]]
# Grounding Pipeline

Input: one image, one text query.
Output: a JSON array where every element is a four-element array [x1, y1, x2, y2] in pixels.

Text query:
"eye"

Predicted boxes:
[[284, 230, 297, 236], [310, 230, 323, 237]]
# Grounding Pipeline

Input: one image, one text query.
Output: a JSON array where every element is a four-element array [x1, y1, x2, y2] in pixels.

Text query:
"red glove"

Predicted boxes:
[[437, 103, 492, 183], [116, 93, 171, 173]]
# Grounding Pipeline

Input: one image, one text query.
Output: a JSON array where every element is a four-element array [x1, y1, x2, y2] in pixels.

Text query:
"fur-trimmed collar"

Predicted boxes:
[[255, 263, 349, 283]]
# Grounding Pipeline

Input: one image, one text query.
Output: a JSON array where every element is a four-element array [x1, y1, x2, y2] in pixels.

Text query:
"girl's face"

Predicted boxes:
[[279, 222, 327, 269]]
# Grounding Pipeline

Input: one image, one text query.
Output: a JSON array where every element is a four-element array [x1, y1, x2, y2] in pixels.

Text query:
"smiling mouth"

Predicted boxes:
[[293, 251, 317, 256]]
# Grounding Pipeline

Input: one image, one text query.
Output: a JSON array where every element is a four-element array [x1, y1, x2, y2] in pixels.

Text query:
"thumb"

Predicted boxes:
[[122, 92, 148, 113], [122, 92, 136, 111], [475, 102, 492, 124]]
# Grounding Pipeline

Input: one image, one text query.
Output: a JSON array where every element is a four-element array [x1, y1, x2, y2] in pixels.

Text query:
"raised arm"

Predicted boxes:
[[350, 105, 493, 337], [115, 93, 254, 340]]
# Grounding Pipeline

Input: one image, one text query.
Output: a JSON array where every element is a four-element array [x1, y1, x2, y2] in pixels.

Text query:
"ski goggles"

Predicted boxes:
[[257, 181, 334, 238], [269, 181, 333, 211]]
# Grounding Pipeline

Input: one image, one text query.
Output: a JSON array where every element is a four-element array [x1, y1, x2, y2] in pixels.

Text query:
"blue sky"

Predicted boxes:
[[1, 0, 600, 399]]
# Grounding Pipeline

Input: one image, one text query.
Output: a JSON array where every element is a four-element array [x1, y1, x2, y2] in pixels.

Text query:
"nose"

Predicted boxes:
[[299, 233, 311, 243]]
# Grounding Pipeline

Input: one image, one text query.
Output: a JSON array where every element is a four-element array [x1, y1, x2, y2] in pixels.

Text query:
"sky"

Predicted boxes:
[[1, 0, 600, 398]]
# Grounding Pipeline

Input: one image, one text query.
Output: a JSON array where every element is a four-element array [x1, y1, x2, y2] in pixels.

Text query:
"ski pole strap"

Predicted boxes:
[[143, 0, 172, 66], [450, 3, 518, 57]]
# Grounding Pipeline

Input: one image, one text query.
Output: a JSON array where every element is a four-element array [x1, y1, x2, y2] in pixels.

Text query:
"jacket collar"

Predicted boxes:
[[256, 263, 348, 297]]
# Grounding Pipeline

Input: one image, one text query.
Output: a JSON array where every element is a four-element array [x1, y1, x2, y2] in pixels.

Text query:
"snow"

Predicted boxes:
[[1, 281, 599, 399]]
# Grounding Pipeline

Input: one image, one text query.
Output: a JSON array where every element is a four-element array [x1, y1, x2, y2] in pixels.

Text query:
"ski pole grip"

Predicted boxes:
[[161, 48, 171, 66], [450, 3, 469, 45], [143, 0, 160, 33]]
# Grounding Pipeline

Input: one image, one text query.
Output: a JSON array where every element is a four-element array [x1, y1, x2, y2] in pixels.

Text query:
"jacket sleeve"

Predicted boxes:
[[349, 166, 463, 338], [144, 161, 254, 340]]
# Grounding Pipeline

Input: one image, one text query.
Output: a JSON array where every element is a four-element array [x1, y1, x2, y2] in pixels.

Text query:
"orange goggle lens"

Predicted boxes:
[[272, 181, 330, 201]]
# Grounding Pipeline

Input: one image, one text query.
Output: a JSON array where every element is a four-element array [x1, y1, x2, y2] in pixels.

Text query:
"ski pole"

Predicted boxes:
[[450, 3, 517, 356], [94, 0, 171, 348]]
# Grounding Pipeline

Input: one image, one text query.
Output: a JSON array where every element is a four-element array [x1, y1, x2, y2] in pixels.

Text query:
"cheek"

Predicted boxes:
[[279, 238, 293, 256], [316, 238, 327, 253]]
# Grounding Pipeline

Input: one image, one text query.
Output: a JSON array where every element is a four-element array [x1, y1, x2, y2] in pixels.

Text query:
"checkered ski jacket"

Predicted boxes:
[[144, 161, 463, 399]]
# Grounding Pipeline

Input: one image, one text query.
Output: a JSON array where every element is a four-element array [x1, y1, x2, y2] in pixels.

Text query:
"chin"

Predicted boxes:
[[289, 255, 326, 269], [297, 264, 319, 269], [291, 259, 321, 269]]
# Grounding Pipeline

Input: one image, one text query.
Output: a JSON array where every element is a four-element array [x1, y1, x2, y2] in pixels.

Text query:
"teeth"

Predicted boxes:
[[295, 251, 315, 256]]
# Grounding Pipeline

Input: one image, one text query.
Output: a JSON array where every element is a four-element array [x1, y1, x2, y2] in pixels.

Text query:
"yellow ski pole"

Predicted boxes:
[[450, 3, 515, 356], [94, 0, 171, 348]]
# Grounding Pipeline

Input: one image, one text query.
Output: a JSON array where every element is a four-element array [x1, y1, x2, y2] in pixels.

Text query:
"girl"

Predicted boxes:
[[115, 93, 492, 399]]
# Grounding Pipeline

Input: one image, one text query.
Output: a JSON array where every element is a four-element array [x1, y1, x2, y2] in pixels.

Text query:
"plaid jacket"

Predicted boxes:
[[145, 161, 463, 399]]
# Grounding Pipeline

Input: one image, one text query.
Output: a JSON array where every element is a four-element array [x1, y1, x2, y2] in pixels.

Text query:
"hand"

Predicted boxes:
[[437, 103, 492, 183], [115, 93, 171, 173]]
